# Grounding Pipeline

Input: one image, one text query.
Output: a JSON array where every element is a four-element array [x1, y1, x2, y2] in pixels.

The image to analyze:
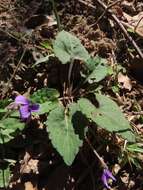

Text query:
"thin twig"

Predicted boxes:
[[3, 39, 30, 95], [0, 28, 20, 41], [0, 3, 10, 10], [131, 111, 143, 115], [78, 0, 143, 59], [90, 0, 122, 27], [134, 16, 143, 32]]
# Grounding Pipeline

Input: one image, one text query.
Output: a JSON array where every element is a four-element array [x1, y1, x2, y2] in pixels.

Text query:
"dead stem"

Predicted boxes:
[[2, 39, 30, 96], [134, 16, 143, 32], [85, 136, 108, 169]]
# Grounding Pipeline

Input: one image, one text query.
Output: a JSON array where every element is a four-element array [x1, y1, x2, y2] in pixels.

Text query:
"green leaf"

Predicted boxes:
[[0, 118, 25, 143], [31, 88, 60, 104], [0, 99, 12, 119], [128, 157, 142, 169], [87, 64, 108, 83], [78, 95, 135, 142], [53, 30, 90, 64], [0, 99, 12, 109], [85, 56, 106, 71], [0, 109, 7, 113], [127, 28, 135, 33], [112, 85, 120, 93], [10, 111, 19, 117], [46, 105, 82, 165], [127, 144, 143, 153], [40, 41, 53, 50], [77, 98, 95, 119], [0, 167, 10, 188], [38, 101, 59, 115], [85, 57, 108, 83], [1, 118, 25, 131], [0, 128, 15, 143], [32, 54, 54, 67]]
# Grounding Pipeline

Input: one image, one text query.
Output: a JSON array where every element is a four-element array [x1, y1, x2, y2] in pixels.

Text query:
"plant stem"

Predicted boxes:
[[85, 136, 108, 169], [68, 59, 74, 96], [51, 0, 61, 31], [2, 170, 6, 188]]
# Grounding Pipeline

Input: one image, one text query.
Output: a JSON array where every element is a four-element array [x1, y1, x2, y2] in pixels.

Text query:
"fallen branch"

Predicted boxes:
[[78, 0, 143, 59]]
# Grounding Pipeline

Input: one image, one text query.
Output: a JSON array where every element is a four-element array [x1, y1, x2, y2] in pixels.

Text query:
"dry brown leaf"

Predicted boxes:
[[113, 164, 121, 175], [21, 158, 39, 174], [121, 1, 136, 13], [24, 15, 57, 29], [20, 152, 39, 174], [120, 172, 135, 188], [25, 182, 38, 190], [118, 72, 132, 91], [123, 12, 143, 37], [46, 15, 57, 27]]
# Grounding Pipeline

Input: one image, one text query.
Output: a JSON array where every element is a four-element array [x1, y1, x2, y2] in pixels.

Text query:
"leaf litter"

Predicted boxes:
[[0, 0, 143, 190]]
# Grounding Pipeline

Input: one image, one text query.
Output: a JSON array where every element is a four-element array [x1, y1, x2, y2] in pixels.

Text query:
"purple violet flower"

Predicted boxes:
[[15, 95, 39, 120], [101, 168, 116, 189]]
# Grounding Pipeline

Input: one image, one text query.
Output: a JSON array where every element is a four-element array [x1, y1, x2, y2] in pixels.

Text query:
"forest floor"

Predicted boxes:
[[0, 0, 143, 190]]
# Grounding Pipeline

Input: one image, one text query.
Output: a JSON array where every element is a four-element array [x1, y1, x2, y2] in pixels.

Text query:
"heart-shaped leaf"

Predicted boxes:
[[53, 30, 90, 64], [46, 105, 82, 165], [78, 95, 135, 142]]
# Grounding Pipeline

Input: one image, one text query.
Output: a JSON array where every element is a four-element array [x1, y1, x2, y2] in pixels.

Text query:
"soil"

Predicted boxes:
[[0, 0, 143, 190]]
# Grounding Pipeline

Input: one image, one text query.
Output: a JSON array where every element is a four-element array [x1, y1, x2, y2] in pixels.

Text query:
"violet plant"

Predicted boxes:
[[30, 31, 136, 189], [44, 30, 135, 165], [0, 30, 140, 189]]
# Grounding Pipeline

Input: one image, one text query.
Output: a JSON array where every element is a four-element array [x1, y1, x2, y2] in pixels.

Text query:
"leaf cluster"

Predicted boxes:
[[31, 31, 136, 165], [0, 31, 137, 169]]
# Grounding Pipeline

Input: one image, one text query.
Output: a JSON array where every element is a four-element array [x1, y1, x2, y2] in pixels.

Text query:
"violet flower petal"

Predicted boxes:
[[19, 105, 31, 120], [101, 169, 116, 189], [105, 169, 116, 181], [29, 104, 40, 112], [101, 173, 111, 189], [15, 95, 30, 105]]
